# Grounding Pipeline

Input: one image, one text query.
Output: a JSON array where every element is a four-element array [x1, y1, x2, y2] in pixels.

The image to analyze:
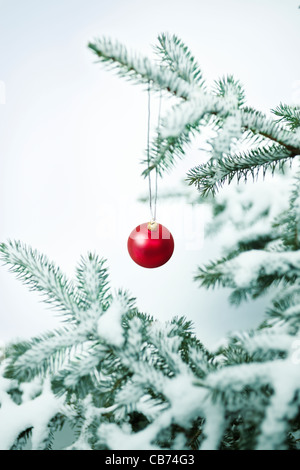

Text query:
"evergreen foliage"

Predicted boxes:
[[1, 33, 300, 450]]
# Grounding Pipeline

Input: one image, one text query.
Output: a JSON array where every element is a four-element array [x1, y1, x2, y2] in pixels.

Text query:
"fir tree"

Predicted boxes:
[[0, 33, 300, 450]]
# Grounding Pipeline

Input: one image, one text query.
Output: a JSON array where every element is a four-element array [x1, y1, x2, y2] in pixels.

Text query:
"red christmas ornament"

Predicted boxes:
[[127, 221, 174, 268]]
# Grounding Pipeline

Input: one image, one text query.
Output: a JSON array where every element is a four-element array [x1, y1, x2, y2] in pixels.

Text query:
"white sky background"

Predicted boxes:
[[0, 0, 299, 348]]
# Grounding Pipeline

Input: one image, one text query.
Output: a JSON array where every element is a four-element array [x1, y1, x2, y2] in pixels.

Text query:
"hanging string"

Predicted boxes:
[[154, 89, 162, 221], [147, 81, 154, 221], [147, 82, 161, 222]]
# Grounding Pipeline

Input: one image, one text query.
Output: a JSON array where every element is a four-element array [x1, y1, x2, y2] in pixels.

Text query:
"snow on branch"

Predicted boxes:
[[0, 367, 64, 450], [1, 33, 300, 450], [272, 103, 300, 131], [196, 249, 300, 295], [186, 144, 292, 195], [88, 37, 196, 99], [5, 327, 97, 382], [89, 34, 300, 186], [0, 240, 84, 320], [241, 108, 300, 153], [76, 254, 110, 307], [1, 235, 300, 449], [160, 92, 228, 139], [231, 330, 299, 355], [154, 33, 205, 87]]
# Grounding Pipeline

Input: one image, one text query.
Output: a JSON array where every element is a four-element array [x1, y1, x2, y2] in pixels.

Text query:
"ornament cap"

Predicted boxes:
[[147, 220, 158, 231]]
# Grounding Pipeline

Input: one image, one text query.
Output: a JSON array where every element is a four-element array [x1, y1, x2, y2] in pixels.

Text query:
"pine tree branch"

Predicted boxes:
[[195, 250, 300, 301], [154, 33, 205, 87], [4, 327, 99, 381], [1, 32, 300, 450], [141, 123, 198, 177], [88, 37, 196, 99], [0, 241, 84, 320], [88, 36, 300, 183], [213, 75, 246, 107], [143, 97, 300, 179], [240, 108, 300, 154], [52, 342, 110, 397], [160, 93, 231, 139], [141, 93, 228, 177], [274, 171, 300, 250], [159, 102, 300, 152], [76, 254, 110, 307], [271, 103, 300, 131], [186, 144, 292, 195]]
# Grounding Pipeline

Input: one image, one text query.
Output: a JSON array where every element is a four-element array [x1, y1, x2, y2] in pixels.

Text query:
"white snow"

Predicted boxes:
[[202, 357, 300, 450], [0, 369, 64, 450], [228, 250, 300, 288], [163, 373, 206, 427], [199, 399, 225, 450], [208, 171, 292, 253], [97, 297, 126, 347], [235, 331, 300, 354], [256, 361, 300, 450]]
